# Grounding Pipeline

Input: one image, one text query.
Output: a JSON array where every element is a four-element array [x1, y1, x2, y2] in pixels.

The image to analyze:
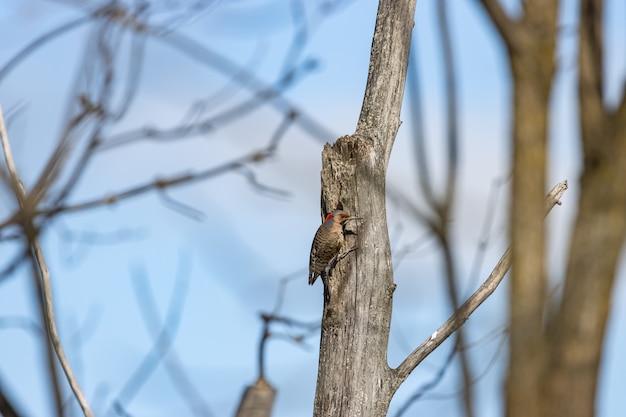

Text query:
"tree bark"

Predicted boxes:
[[480, 0, 626, 416], [312, 1, 416, 416], [546, 1, 626, 415], [506, 5, 558, 417], [478, 2, 559, 416]]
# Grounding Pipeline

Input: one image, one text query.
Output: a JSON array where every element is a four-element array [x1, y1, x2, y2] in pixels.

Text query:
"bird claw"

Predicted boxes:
[[323, 246, 358, 278]]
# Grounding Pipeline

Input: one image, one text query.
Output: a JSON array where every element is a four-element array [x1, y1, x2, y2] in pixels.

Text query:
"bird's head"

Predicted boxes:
[[325, 210, 361, 225]]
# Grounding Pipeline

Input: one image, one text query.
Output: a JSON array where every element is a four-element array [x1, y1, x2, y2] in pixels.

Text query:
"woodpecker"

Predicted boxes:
[[308, 209, 360, 285]]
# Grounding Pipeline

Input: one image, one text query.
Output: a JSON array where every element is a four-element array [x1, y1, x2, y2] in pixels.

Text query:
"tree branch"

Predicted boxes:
[[477, 0, 517, 46], [40, 146, 285, 218], [0, 16, 91, 83], [392, 180, 567, 386], [0, 380, 24, 417], [0, 104, 94, 417]]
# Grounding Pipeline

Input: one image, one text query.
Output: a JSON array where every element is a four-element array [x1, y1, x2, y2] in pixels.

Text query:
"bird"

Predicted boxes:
[[308, 209, 360, 285]]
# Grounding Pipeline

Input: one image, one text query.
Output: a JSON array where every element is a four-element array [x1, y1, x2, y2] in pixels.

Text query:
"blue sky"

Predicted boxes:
[[0, 0, 625, 416]]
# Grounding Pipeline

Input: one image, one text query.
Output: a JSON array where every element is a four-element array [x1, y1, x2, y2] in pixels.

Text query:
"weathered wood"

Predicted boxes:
[[312, 1, 416, 416]]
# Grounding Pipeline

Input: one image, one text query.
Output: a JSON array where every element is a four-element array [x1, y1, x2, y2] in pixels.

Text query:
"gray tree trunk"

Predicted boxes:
[[312, 1, 416, 416]]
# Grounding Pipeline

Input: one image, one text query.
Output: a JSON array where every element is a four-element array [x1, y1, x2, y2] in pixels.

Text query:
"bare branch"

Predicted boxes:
[[394, 345, 457, 417], [255, 269, 318, 380], [477, 0, 518, 46], [39, 148, 277, 217], [0, 106, 26, 201], [0, 105, 94, 417], [151, 28, 335, 143], [98, 62, 309, 151], [0, 247, 29, 283], [31, 236, 94, 417], [0, 380, 24, 417], [438, 0, 459, 212], [464, 177, 505, 293], [0, 315, 44, 335], [392, 180, 568, 387], [112, 260, 213, 416], [0, 16, 91, 83], [407, 39, 437, 212]]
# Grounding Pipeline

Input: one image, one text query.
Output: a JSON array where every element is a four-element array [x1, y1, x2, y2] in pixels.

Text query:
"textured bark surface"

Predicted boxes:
[[312, 0, 416, 416]]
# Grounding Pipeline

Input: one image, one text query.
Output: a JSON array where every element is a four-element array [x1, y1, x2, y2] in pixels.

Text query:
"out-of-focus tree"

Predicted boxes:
[[479, 0, 626, 415]]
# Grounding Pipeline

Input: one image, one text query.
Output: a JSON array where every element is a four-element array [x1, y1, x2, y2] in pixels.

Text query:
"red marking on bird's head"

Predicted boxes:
[[325, 214, 335, 221]]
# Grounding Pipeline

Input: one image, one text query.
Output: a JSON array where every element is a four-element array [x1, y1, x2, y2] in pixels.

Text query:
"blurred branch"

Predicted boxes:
[[477, 0, 517, 45], [279, 0, 354, 77], [0, 315, 44, 335], [40, 111, 294, 219], [112, 259, 213, 417], [40, 145, 284, 219], [0, 16, 91, 83], [395, 323, 509, 416], [239, 269, 318, 417], [0, 379, 24, 417], [433, 332, 509, 403], [0, 105, 94, 417], [151, 28, 335, 143], [0, 247, 29, 283], [256, 269, 319, 380], [0, 0, 332, 239], [98, 61, 311, 151], [394, 344, 457, 417], [391, 231, 433, 270], [392, 180, 568, 387], [438, 0, 458, 212], [464, 177, 505, 294], [407, 37, 436, 212], [51, 28, 148, 206], [407, 1, 473, 414], [435, 3, 472, 412]]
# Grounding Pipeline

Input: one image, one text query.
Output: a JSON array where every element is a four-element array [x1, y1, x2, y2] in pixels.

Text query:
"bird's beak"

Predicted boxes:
[[342, 216, 362, 224]]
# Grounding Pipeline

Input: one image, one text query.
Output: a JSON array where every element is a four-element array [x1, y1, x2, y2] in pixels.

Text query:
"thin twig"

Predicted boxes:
[[40, 147, 284, 217], [0, 16, 91, 83], [394, 345, 457, 417], [435, 1, 473, 414], [257, 268, 319, 380]]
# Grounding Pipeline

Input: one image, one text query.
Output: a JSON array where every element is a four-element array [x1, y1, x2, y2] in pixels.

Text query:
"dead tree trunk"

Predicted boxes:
[[312, 0, 416, 416]]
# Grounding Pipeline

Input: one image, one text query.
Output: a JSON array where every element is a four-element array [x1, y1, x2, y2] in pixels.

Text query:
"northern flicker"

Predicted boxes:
[[308, 209, 359, 285]]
